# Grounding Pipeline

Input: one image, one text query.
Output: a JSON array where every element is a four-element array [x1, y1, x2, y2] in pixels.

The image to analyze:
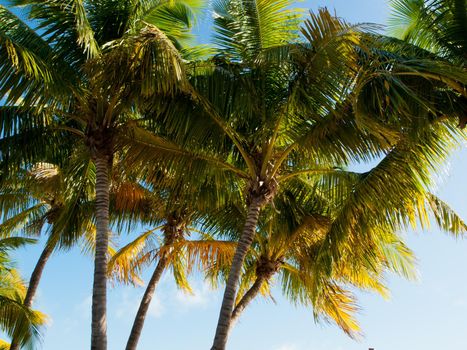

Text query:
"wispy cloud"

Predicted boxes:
[[147, 293, 164, 318], [453, 297, 467, 308], [275, 344, 299, 350], [115, 290, 164, 320], [75, 295, 92, 320], [63, 295, 92, 334], [174, 282, 214, 309]]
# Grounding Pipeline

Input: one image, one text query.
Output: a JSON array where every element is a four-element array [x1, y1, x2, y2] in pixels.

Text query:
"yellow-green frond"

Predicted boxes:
[[108, 226, 163, 285]]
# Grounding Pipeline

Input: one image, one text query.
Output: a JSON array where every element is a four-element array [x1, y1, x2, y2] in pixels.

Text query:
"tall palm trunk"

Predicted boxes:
[[9, 244, 54, 350], [91, 154, 110, 350], [230, 275, 266, 324], [125, 256, 168, 350], [211, 197, 263, 350]]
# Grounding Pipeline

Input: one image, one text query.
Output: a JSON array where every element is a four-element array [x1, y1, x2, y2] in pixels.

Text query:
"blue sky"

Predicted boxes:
[[8, 1, 467, 349]]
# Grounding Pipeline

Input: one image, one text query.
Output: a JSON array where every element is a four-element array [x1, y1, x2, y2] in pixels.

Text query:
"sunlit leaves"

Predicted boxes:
[[0, 238, 47, 349]]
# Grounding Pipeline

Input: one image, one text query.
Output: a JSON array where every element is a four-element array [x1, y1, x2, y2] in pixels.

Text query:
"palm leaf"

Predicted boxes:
[[0, 295, 46, 350], [213, 0, 302, 60], [426, 192, 467, 236], [163, 239, 236, 273], [108, 226, 163, 285], [389, 0, 467, 62]]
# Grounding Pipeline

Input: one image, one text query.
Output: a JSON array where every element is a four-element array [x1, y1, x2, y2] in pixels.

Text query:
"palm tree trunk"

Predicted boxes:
[[91, 154, 110, 350], [230, 276, 266, 325], [211, 197, 263, 350], [23, 244, 53, 308], [9, 244, 54, 350], [125, 256, 168, 350]]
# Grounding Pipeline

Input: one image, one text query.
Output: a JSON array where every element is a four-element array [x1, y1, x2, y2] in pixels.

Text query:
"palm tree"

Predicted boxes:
[[211, 212, 402, 338], [206, 169, 466, 338], [107, 177, 236, 350], [122, 5, 465, 348], [0, 159, 112, 350], [0, 237, 47, 349], [0, 1, 201, 348], [0, 161, 95, 296]]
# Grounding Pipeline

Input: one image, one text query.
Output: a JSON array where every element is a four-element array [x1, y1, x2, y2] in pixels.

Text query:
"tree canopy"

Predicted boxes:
[[0, 1, 465, 349]]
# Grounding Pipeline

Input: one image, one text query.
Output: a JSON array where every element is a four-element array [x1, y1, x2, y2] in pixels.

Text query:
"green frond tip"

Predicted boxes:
[[71, 0, 100, 57], [426, 193, 467, 236], [213, 0, 303, 59]]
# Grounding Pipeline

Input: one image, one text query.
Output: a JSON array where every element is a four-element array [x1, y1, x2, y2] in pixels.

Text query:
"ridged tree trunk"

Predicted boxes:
[[126, 216, 184, 350], [230, 275, 266, 324], [23, 244, 54, 308], [9, 244, 54, 350], [211, 197, 263, 350], [125, 256, 168, 350], [91, 154, 110, 350]]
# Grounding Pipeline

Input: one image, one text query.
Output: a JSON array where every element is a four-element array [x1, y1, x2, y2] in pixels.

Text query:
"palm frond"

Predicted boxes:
[[137, 0, 203, 48], [426, 192, 467, 236], [213, 0, 302, 60], [0, 295, 46, 350], [0, 205, 47, 237], [12, 0, 99, 63], [317, 121, 461, 276], [163, 239, 236, 273], [89, 23, 186, 112], [389, 0, 467, 62], [118, 122, 249, 180], [313, 282, 361, 339], [108, 226, 163, 285], [0, 5, 56, 103]]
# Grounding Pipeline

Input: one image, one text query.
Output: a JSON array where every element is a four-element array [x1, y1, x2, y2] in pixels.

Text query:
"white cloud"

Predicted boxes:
[[174, 282, 214, 309], [115, 290, 165, 320], [74, 295, 92, 320], [147, 294, 164, 318], [32, 289, 54, 327], [62, 295, 91, 334], [453, 297, 467, 308], [275, 344, 298, 350]]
